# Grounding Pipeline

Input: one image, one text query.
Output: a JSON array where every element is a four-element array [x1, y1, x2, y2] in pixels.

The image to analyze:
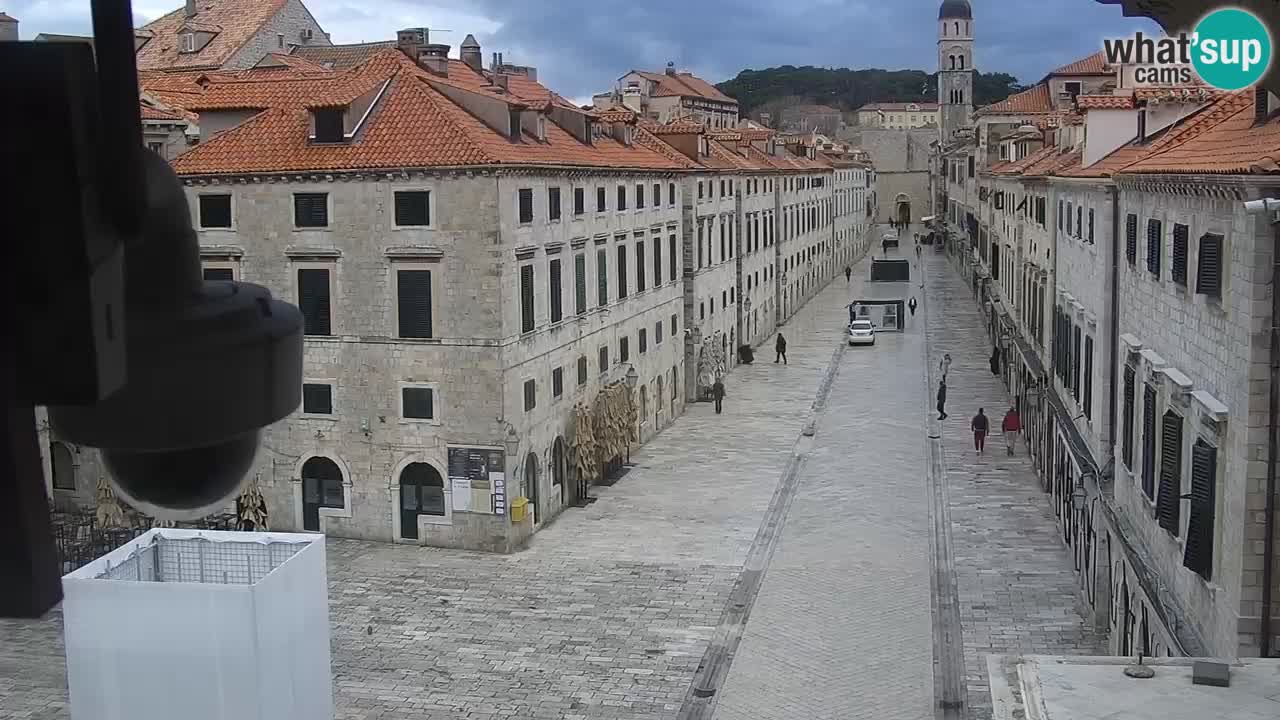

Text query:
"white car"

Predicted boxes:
[[847, 319, 876, 346]]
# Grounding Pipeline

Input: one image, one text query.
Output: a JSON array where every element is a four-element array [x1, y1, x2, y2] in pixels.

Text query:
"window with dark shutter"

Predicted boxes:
[[302, 383, 333, 414], [402, 387, 434, 419], [1171, 224, 1188, 285], [968, 155, 975, 177], [573, 187, 584, 216], [577, 356, 587, 385], [653, 183, 661, 208], [668, 182, 676, 206], [639, 328, 648, 354], [636, 242, 646, 291], [636, 184, 645, 209], [1183, 439, 1217, 580], [294, 193, 329, 227], [518, 188, 534, 224], [313, 108, 344, 143], [297, 268, 331, 336], [597, 249, 608, 305], [397, 270, 433, 338], [199, 194, 232, 228], [1196, 233, 1223, 298], [1083, 336, 1093, 420], [655, 320, 663, 344], [597, 187, 606, 212], [203, 267, 234, 281], [1122, 365, 1136, 468], [617, 185, 627, 211], [1141, 383, 1157, 499], [671, 313, 678, 335], [1076, 206, 1082, 239], [1066, 202, 1072, 235], [520, 264, 535, 333], [619, 336, 629, 363], [552, 367, 563, 398], [617, 245, 628, 298], [549, 259, 563, 323], [653, 241, 662, 286], [523, 379, 536, 411], [548, 187, 562, 221], [1146, 219, 1162, 276], [598, 346, 608, 374], [574, 254, 587, 315], [1058, 200, 1064, 231], [1072, 325, 1082, 397], [394, 191, 431, 226], [1156, 410, 1184, 534], [1126, 214, 1138, 265], [1088, 208, 1095, 243]]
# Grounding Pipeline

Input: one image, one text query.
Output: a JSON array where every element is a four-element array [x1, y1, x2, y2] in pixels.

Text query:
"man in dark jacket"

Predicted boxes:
[[908, 297, 918, 317], [845, 266, 852, 283], [775, 334, 788, 364], [989, 347, 1001, 376], [971, 408, 990, 454], [712, 376, 725, 414], [936, 380, 948, 420]]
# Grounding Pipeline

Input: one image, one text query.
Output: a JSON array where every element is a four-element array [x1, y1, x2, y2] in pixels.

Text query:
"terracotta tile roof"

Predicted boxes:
[[1057, 144, 1150, 178], [136, 0, 289, 72], [738, 127, 776, 141], [634, 126, 701, 170], [255, 52, 333, 73], [1049, 51, 1110, 77], [856, 102, 939, 111], [292, 41, 397, 69], [1132, 86, 1220, 103], [645, 119, 703, 135], [979, 84, 1053, 115], [1077, 94, 1135, 110], [1121, 91, 1280, 174], [595, 109, 637, 123], [170, 49, 692, 176], [140, 102, 184, 121], [1142, 90, 1253, 154], [991, 144, 1057, 175], [634, 70, 736, 104]]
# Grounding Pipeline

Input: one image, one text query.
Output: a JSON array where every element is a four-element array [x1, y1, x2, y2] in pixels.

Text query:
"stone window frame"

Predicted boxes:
[[291, 190, 333, 231], [390, 259, 442, 341], [300, 377, 338, 420], [291, 452, 354, 531], [196, 191, 236, 231], [200, 257, 241, 281], [290, 257, 340, 337], [390, 454, 453, 539], [390, 185, 438, 231], [398, 380, 442, 426]]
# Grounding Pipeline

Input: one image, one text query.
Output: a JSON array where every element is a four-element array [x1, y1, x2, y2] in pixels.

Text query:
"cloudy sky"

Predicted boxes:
[[9, 0, 1158, 101]]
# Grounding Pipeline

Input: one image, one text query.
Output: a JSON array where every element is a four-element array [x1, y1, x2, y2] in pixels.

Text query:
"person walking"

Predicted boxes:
[[845, 265, 852, 283], [989, 346, 1001, 376], [936, 380, 948, 420], [908, 297, 918, 317], [712, 376, 726, 415], [915, 243, 922, 260], [1002, 405, 1022, 455], [775, 333, 788, 364], [847, 302, 858, 325], [940, 353, 952, 382], [881, 237, 890, 255], [971, 408, 990, 455]]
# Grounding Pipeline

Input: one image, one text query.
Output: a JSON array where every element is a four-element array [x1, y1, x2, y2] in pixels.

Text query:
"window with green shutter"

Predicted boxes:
[[617, 244, 628, 298], [1083, 336, 1093, 420], [523, 379, 536, 411], [653, 240, 662, 286], [574, 254, 587, 315], [597, 249, 608, 305], [520, 264, 535, 333], [552, 367, 563, 398], [577, 356, 587, 386], [1141, 383, 1157, 499], [1125, 213, 1138, 265], [393, 191, 430, 226], [1156, 410, 1184, 535], [669, 235, 677, 280], [1171, 224, 1189, 285], [302, 383, 333, 415], [396, 269, 433, 338], [636, 241, 646, 292], [1196, 233, 1223, 298], [1183, 439, 1217, 580], [598, 346, 608, 374], [1146, 219, 1162, 276], [1122, 364, 1136, 469], [294, 193, 329, 227], [549, 258, 563, 323], [297, 268, 331, 336], [548, 187, 561, 221]]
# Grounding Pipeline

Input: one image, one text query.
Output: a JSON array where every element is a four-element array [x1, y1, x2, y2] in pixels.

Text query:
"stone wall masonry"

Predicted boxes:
[[224, 0, 331, 70]]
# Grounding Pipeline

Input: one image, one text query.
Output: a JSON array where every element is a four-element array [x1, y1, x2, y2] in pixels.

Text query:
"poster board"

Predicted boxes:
[[446, 446, 506, 515]]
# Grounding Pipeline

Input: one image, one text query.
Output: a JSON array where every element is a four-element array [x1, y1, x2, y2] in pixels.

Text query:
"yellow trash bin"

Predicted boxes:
[[510, 497, 529, 522]]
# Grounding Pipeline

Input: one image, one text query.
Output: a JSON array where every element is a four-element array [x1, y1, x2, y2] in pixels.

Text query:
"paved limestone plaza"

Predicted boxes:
[[0, 228, 1101, 719]]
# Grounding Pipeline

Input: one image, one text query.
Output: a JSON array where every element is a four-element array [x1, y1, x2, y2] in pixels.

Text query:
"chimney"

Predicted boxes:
[[185, 0, 196, 18], [460, 34, 482, 72], [418, 43, 450, 77], [665, 61, 676, 77], [0, 12, 17, 42], [1255, 86, 1273, 124], [396, 28, 427, 61], [494, 74, 509, 93]]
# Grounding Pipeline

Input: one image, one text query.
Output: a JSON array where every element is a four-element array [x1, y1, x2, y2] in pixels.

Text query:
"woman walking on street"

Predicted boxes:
[[1002, 405, 1021, 455], [775, 333, 788, 365]]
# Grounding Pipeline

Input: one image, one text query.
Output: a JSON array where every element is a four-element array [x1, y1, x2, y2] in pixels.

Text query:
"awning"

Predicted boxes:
[[1048, 390, 1101, 475], [1012, 335, 1045, 377]]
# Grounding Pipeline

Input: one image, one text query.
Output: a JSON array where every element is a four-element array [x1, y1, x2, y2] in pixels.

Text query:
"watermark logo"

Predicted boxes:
[[1102, 7, 1272, 91]]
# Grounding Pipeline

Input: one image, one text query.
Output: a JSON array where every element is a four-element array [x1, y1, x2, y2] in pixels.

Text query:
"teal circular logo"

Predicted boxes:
[[1192, 8, 1272, 91]]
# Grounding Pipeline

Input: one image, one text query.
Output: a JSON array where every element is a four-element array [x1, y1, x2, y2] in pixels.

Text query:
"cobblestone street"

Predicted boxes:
[[0, 237, 1101, 720]]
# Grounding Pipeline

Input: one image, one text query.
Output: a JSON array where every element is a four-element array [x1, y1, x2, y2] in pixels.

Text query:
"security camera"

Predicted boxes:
[[49, 151, 303, 520], [1243, 197, 1280, 215]]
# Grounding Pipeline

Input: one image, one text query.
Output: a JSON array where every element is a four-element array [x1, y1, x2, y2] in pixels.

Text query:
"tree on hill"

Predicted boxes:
[[715, 65, 1024, 119]]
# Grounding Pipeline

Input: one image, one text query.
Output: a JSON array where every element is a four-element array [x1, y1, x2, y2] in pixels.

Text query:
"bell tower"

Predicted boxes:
[[937, 0, 974, 143]]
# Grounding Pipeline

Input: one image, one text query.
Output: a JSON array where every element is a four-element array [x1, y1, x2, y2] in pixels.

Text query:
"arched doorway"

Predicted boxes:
[[524, 452, 539, 524], [895, 193, 911, 226], [301, 456, 344, 532], [552, 437, 566, 505], [399, 462, 445, 540], [50, 441, 75, 491]]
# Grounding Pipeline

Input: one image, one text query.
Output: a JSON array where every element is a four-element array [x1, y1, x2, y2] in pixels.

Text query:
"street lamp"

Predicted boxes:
[[624, 364, 638, 465]]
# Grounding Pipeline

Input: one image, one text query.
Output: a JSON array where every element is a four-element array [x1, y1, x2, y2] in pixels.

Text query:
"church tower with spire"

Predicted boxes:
[[937, 0, 975, 143]]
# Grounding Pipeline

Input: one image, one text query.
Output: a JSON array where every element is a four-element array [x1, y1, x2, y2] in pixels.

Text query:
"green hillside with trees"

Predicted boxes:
[[715, 66, 1025, 121]]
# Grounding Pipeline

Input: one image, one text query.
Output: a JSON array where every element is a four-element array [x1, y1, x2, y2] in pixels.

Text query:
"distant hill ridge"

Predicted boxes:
[[715, 65, 1024, 119]]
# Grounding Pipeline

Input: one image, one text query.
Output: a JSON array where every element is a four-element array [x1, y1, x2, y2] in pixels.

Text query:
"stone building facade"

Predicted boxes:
[[133, 0, 331, 73], [854, 102, 938, 130], [592, 66, 739, 129]]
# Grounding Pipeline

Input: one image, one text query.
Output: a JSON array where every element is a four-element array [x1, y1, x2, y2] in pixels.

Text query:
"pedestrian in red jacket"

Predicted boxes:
[[1002, 406, 1022, 456]]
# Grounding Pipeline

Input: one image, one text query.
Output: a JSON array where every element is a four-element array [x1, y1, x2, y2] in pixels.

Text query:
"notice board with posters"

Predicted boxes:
[[446, 446, 506, 515]]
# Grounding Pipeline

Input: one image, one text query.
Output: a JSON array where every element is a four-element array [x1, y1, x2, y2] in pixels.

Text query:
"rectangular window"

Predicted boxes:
[[653, 183, 661, 209], [1171, 223, 1189, 285], [698, 181, 704, 200], [402, 387, 434, 419], [671, 313, 678, 335], [653, 240, 662, 286], [396, 269, 433, 339], [1122, 365, 1135, 469], [1066, 202, 1073, 235], [549, 258, 563, 323], [574, 254, 587, 315], [639, 328, 648, 354], [617, 185, 627, 211], [1146, 219, 1162, 276], [1141, 383, 1157, 499], [1125, 214, 1138, 265], [394, 191, 431, 226], [520, 264, 535, 333], [597, 186, 607, 212], [1196, 233, 1223, 297], [1076, 206, 1082, 239], [597, 248, 609, 305], [636, 184, 645, 209], [1072, 325, 1082, 397], [1156, 411, 1184, 535], [619, 336, 629, 363], [574, 187, 585, 215], [198, 194, 232, 228], [523, 379, 536, 412], [1083, 336, 1093, 420], [636, 241, 646, 292], [668, 182, 676, 206], [293, 192, 329, 228], [617, 244, 629, 298], [697, 224, 704, 267], [1183, 439, 1218, 580], [297, 268, 331, 336], [577, 356, 588, 386], [968, 155, 975, 177], [518, 188, 534, 224], [1088, 208, 1095, 243], [203, 267, 234, 281], [656, 320, 663, 344], [302, 383, 333, 415], [598, 346, 608, 374], [548, 187, 562, 221], [552, 367, 563, 399], [1058, 200, 1064, 231]]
